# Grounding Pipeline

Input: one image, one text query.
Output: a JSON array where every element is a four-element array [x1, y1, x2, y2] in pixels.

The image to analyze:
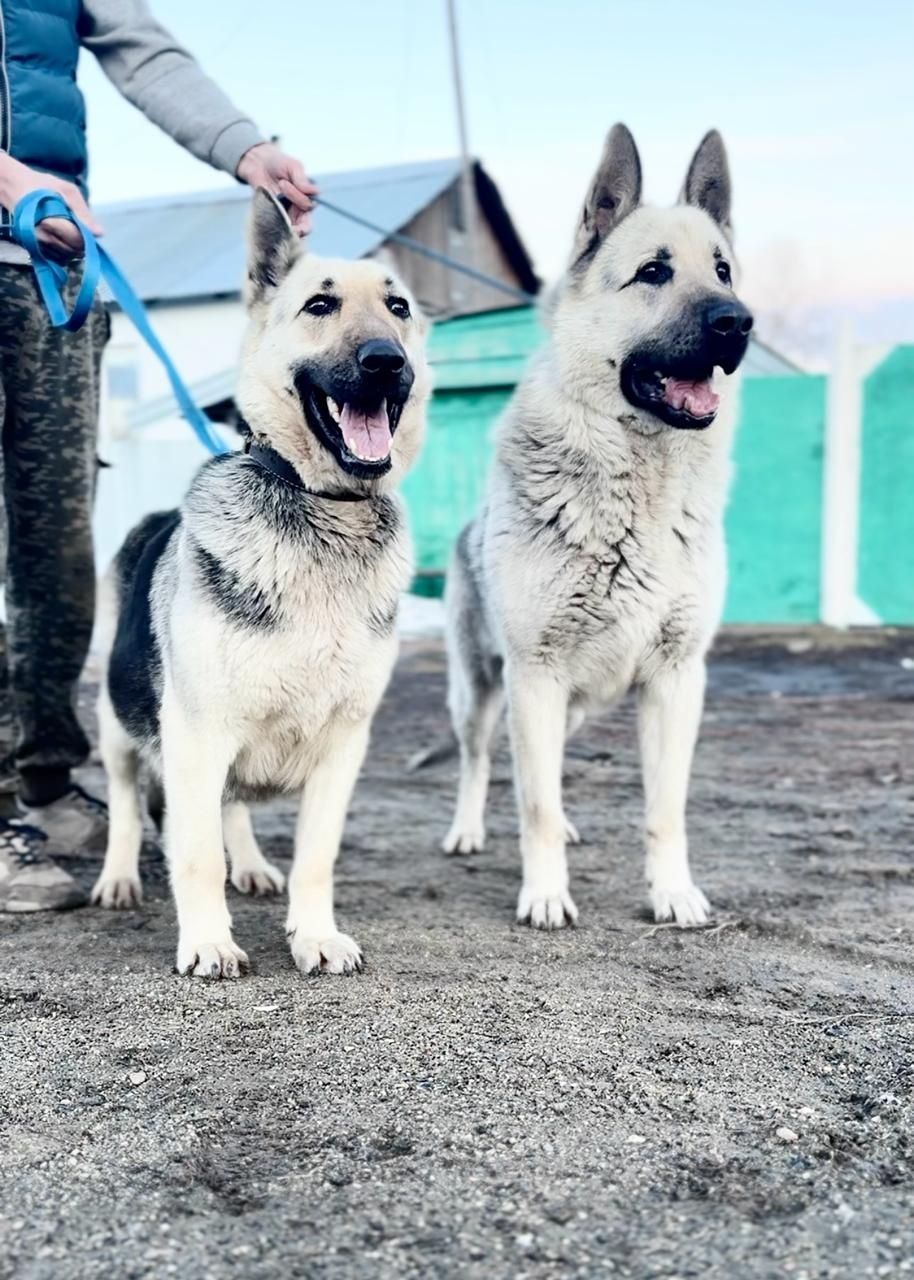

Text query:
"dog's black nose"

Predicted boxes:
[[704, 300, 754, 338], [701, 299, 754, 374], [357, 339, 406, 376]]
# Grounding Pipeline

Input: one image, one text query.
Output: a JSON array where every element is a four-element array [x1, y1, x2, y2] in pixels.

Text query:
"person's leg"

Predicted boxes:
[[0, 267, 88, 909], [0, 627, 18, 802], [0, 325, 14, 806], [0, 269, 109, 834]]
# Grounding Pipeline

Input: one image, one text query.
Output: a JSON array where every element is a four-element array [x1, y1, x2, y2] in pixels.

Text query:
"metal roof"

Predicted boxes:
[[98, 159, 462, 305]]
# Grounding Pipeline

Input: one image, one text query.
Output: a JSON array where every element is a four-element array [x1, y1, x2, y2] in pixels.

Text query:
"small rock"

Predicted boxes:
[[776, 1126, 798, 1143], [515, 1233, 534, 1250], [625, 1134, 647, 1145], [127, 1070, 147, 1086]]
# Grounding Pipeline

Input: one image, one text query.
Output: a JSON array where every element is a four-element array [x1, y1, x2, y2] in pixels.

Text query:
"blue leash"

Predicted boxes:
[[11, 190, 228, 456]]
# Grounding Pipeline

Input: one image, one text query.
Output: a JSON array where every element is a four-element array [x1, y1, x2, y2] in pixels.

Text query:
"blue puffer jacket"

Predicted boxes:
[[1, 0, 88, 194]]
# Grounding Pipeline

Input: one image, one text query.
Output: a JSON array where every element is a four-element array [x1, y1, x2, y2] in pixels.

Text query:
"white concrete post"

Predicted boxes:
[[820, 318, 863, 627]]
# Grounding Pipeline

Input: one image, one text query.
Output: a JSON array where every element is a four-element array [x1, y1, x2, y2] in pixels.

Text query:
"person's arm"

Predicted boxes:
[[80, 0, 316, 230]]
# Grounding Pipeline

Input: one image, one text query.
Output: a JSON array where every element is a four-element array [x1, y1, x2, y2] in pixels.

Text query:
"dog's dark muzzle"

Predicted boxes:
[[702, 299, 754, 376], [354, 338, 415, 404], [293, 340, 416, 479]]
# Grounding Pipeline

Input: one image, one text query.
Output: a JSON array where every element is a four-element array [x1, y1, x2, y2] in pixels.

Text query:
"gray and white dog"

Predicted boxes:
[[92, 190, 430, 978], [440, 125, 753, 930]]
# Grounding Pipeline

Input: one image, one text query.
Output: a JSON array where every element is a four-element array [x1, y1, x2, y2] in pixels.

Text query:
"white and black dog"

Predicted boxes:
[[438, 126, 753, 929], [92, 191, 430, 978]]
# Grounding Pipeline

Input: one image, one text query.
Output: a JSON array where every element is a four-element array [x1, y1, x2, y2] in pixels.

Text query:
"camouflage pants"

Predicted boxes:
[[0, 265, 109, 791]]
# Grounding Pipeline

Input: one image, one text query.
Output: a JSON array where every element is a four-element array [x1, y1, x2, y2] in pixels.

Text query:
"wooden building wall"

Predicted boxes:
[[369, 182, 526, 318]]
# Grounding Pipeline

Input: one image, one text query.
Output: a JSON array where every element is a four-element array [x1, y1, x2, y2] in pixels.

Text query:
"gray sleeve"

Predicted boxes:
[[80, 0, 265, 176]]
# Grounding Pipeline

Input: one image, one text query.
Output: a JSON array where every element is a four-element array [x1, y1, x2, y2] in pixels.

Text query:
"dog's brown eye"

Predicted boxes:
[[387, 296, 410, 320], [302, 294, 339, 317], [635, 260, 673, 286], [716, 261, 732, 286]]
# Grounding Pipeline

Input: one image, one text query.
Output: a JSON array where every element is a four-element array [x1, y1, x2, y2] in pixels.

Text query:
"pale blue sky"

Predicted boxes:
[[81, 0, 914, 323]]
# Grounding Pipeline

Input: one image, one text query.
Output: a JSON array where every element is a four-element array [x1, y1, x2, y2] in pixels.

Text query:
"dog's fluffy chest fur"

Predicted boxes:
[[477, 361, 732, 701], [151, 456, 411, 796]]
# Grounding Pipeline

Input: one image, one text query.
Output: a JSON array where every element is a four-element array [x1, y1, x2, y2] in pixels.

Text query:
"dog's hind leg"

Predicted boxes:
[[443, 668, 504, 855], [223, 802, 285, 897], [441, 526, 505, 854], [286, 718, 370, 976], [638, 658, 710, 927], [560, 704, 587, 846], [509, 664, 578, 930], [161, 688, 247, 978], [146, 775, 165, 834], [92, 686, 144, 909]]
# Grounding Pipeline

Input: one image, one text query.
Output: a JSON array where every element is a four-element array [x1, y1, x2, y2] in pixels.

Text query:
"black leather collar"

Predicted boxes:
[[242, 437, 371, 503]]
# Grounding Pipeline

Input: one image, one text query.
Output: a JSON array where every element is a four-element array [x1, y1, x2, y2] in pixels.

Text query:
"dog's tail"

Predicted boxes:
[[407, 734, 459, 772]]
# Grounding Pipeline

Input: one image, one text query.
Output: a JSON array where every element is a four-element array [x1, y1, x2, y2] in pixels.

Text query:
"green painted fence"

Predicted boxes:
[[858, 345, 914, 624], [725, 375, 826, 623], [401, 307, 913, 624]]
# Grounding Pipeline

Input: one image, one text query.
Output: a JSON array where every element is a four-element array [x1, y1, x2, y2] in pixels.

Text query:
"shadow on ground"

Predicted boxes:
[[1, 633, 913, 1279]]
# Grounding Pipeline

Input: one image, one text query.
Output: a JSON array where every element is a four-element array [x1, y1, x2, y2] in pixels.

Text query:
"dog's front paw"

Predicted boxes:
[[176, 936, 249, 979], [517, 884, 578, 930], [231, 860, 285, 897], [649, 880, 710, 928], [288, 929, 363, 976], [91, 874, 142, 910], [442, 819, 485, 855]]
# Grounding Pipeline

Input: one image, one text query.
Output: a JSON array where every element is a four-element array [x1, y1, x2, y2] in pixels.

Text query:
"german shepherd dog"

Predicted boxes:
[[92, 191, 429, 978], [439, 126, 753, 930]]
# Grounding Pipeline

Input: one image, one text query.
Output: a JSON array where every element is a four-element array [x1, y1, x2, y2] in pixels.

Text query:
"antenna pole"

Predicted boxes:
[[445, 0, 478, 276]]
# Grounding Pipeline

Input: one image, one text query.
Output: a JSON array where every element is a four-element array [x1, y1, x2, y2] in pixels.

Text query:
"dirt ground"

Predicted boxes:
[[1, 632, 913, 1280]]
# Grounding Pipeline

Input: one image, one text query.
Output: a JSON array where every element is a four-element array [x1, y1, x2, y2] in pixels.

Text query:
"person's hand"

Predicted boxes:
[[236, 142, 317, 235], [0, 153, 103, 258]]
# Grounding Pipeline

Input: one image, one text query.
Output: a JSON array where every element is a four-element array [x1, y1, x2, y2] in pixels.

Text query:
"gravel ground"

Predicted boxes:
[[1, 632, 913, 1280]]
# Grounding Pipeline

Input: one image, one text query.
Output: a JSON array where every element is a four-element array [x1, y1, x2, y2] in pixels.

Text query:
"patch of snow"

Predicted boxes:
[[399, 593, 445, 638]]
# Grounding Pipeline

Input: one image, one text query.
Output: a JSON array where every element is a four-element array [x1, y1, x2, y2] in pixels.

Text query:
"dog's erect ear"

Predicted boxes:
[[245, 188, 299, 305], [681, 131, 732, 236], [570, 123, 642, 268]]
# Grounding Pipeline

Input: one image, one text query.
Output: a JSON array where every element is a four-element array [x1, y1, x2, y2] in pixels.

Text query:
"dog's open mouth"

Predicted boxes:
[[298, 378, 406, 478], [325, 395, 399, 464], [622, 361, 720, 430]]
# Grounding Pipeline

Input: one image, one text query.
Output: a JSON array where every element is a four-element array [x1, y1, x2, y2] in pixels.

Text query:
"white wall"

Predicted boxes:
[[96, 296, 245, 569], [100, 296, 245, 442]]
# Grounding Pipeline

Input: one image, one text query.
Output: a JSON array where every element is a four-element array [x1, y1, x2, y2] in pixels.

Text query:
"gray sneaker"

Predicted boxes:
[[17, 784, 108, 858], [0, 820, 87, 911]]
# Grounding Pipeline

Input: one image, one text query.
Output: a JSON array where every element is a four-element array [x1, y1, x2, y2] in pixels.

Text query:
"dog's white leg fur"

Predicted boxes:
[[286, 719, 370, 975], [638, 658, 710, 927], [161, 689, 246, 978], [223, 802, 285, 897], [509, 666, 577, 929], [92, 686, 144, 909], [443, 679, 504, 856]]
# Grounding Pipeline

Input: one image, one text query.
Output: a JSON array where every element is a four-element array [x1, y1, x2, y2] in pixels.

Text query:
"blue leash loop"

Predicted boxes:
[[11, 190, 228, 456]]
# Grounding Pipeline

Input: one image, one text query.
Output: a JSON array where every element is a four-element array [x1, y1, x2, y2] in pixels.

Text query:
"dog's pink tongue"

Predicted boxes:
[[663, 378, 720, 418], [340, 403, 392, 462]]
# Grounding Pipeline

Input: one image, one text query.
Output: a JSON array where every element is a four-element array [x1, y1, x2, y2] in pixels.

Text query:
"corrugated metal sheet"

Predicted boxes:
[[97, 159, 462, 305]]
